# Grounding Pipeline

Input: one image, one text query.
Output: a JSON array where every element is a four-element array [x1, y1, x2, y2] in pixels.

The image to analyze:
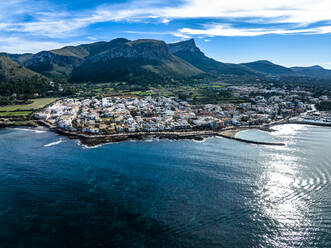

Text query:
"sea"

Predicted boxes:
[[0, 124, 330, 248]]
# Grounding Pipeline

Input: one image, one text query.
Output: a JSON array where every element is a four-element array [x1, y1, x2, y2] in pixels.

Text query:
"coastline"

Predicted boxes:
[[4, 119, 330, 147], [36, 120, 286, 147], [0, 120, 39, 129], [40, 120, 218, 146]]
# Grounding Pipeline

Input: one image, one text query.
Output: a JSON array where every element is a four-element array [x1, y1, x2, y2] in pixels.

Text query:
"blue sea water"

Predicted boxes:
[[0, 125, 330, 248]]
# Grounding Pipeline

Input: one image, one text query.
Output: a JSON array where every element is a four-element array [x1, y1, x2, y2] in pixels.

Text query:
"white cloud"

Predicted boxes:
[[161, 0, 331, 25], [179, 23, 331, 37], [161, 18, 170, 24], [171, 32, 192, 39], [126, 31, 168, 35], [1, 0, 331, 40], [0, 36, 76, 53]]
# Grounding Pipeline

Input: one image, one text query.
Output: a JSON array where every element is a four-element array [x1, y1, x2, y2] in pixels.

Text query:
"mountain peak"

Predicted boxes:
[[253, 60, 274, 65], [108, 38, 130, 45], [242, 60, 294, 76], [310, 65, 324, 70], [168, 39, 200, 54], [183, 38, 196, 46], [291, 65, 325, 71]]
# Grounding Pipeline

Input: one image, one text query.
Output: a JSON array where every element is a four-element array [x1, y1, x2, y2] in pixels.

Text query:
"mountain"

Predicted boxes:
[[291, 65, 331, 80], [22, 51, 84, 81], [2, 38, 202, 83], [52, 38, 131, 59], [241, 60, 296, 77], [1, 38, 330, 85], [0, 56, 49, 96], [69, 39, 202, 83], [1, 51, 83, 81], [0, 53, 34, 64], [168, 39, 257, 76], [0, 39, 136, 81]]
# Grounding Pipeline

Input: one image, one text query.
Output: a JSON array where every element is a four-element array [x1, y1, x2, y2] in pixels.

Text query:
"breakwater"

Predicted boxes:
[[217, 133, 285, 146]]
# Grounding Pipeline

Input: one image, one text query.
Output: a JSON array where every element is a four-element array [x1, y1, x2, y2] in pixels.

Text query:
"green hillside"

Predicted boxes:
[[241, 60, 296, 76], [0, 56, 49, 96]]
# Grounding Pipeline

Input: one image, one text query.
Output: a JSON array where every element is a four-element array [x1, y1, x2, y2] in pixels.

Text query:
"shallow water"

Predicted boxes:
[[0, 125, 330, 247]]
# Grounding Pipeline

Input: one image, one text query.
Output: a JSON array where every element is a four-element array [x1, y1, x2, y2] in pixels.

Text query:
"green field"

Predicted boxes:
[[130, 90, 153, 96], [0, 111, 32, 117], [0, 98, 58, 112]]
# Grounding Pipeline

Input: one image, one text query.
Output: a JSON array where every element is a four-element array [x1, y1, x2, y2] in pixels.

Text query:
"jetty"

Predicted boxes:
[[218, 127, 285, 146]]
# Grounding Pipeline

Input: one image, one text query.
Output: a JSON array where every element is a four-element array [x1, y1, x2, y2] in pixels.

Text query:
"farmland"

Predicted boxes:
[[0, 98, 58, 112], [0, 98, 58, 123]]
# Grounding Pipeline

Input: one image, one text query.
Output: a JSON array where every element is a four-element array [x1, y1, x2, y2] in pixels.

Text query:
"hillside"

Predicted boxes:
[[0, 56, 49, 96], [70, 39, 202, 83], [51, 38, 130, 59], [291, 65, 331, 80], [168, 39, 257, 76], [241, 60, 296, 77], [0, 53, 34, 64]]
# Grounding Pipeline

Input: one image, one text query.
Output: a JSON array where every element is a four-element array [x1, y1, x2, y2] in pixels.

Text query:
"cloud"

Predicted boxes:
[[179, 23, 331, 37], [0, 0, 331, 45], [161, 18, 170, 24], [171, 32, 192, 39], [0, 1, 145, 38], [161, 0, 331, 25], [0, 36, 76, 53], [126, 31, 169, 35]]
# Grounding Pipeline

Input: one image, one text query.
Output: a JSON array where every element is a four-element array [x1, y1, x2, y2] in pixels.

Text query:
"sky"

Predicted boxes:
[[1, 0, 331, 68]]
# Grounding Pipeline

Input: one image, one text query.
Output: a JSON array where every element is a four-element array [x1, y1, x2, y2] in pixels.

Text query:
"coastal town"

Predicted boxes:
[[34, 84, 330, 136]]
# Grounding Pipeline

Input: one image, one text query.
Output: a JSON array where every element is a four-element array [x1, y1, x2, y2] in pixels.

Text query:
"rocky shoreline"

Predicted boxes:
[[34, 120, 286, 147], [11, 119, 328, 147], [0, 120, 39, 129], [52, 127, 216, 146]]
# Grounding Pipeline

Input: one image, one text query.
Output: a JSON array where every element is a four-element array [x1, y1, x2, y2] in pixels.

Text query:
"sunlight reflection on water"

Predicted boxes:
[[270, 124, 309, 136], [252, 124, 330, 247], [0, 125, 330, 247]]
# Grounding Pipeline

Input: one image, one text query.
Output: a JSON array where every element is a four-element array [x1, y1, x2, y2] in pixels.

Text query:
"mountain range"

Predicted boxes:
[[1, 38, 331, 94]]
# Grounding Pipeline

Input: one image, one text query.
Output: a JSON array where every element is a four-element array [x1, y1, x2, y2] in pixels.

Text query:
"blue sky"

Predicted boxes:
[[1, 0, 331, 68]]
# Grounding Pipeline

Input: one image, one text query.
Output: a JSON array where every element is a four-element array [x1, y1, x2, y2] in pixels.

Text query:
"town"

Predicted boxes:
[[34, 83, 330, 135]]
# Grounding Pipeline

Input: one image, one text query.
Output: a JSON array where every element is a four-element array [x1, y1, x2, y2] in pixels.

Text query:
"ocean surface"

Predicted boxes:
[[0, 125, 330, 248]]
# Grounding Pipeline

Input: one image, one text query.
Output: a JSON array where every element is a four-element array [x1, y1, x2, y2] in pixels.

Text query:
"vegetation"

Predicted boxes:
[[69, 56, 202, 84], [0, 111, 32, 118], [0, 56, 50, 97], [0, 98, 58, 111], [0, 98, 58, 124], [71, 80, 244, 105], [241, 60, 294, 76], [0, 120, 37, 127]]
